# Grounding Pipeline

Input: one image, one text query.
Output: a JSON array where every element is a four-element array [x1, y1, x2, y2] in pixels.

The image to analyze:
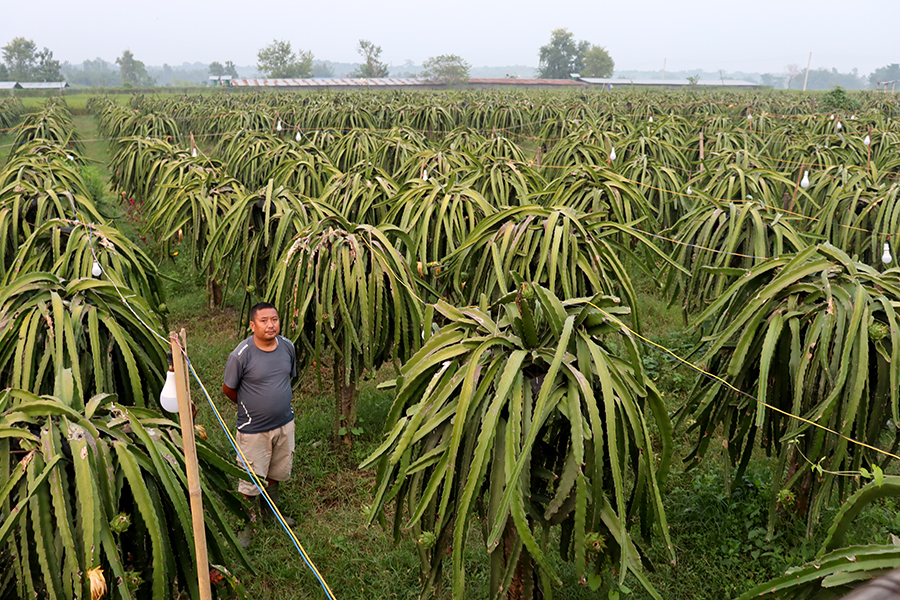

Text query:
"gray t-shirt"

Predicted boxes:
[[224, 335, 297, 434]]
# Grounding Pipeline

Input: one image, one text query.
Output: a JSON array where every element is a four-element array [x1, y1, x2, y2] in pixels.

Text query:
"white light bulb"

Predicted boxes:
[[830, 114, 835, 120], [276, 120, 283, 131], [800, 171, 810, 189], [686, 186, 692, 195], [864, 135, 871, 146], [191, 148, 198, 158], [648, 116, 653, 123], [836, 121, 842, 130], [295, 131, 302, 142], [850, 114, 856, 120], [748, 113, 752, 120], [67, 154, 74, 161], [160, 370, 179, 413], [91, 261, 102, 277], [422, 169, 428, 181], [609, 147, 617, 160], [882, 242, 893, 265]]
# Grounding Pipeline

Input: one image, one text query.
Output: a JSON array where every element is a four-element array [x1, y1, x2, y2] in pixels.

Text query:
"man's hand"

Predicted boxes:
[[222, 383, 238, 404]]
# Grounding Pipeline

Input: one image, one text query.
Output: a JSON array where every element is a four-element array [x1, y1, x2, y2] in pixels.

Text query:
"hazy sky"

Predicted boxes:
[[2, 0, 896, 75]]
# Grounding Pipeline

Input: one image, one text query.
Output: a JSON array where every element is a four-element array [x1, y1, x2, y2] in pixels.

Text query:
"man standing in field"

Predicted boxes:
[[223, 302, 297, 548]]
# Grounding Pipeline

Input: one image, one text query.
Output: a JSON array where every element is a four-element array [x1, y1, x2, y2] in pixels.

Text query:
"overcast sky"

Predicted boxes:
[[2, 0, 896, 75]]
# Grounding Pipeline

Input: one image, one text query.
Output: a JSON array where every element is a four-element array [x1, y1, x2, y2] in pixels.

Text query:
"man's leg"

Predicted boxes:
[[235, 430, 275, 547], [261, 421, 296, 526]]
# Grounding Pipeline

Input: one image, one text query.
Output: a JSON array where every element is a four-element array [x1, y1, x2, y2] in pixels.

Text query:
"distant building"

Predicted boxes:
[[577, 77, 760, 90], [18, 82, 69, 90], [209, 76, 232, 87], [0, 82, 23, 91]]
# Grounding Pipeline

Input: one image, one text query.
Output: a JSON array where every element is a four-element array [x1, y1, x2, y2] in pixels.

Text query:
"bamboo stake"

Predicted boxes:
[[170, 330, 212, 600]]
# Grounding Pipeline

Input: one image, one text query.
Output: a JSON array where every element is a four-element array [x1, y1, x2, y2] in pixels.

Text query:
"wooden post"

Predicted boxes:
[[699, 130, 705, 172], [170, 330, 213, 600], [802, 52, 812, 92], [789, 165, 804, 213], [866, 126, 872, 173]]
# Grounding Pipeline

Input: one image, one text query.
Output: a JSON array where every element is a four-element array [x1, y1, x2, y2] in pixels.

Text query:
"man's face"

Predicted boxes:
[[250, 308, 280, 342]]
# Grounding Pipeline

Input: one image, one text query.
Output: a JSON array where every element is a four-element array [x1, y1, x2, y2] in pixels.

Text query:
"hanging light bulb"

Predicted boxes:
[[864, 134, 871, 146], [829, 114, 835, 120], [191, 147, 198, 158], [850, 114, 857, 120], [882, 242, 893, 265], [686, 186, 692, 195], [295, 130, 302, 142], [800, 171, 810, 189], [91, 261, 102, 277], [276, 120, 283, 131], [648, 116, 653, 123], [160, 368, 179, 413], [747, 113, 752, 120], [422, 168, 428, 181], [836, 121, 842, 130], [67, 154, 74, 161], [609, 147, 617, 160]]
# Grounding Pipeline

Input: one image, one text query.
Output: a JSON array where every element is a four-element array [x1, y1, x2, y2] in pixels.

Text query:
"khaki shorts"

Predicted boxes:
[[235, 420, 295, 496]]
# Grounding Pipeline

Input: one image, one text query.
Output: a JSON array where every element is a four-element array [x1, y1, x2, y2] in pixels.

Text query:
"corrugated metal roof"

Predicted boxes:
[[579, 78, 759, 87], [18, 81, 68, 89], [468, 78, 586, 86], [231, 78, 426, 87], [0, 82, 22, 89]]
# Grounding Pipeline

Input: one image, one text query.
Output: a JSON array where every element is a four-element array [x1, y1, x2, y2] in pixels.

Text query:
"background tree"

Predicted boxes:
[[538, 28, 590, 79], [33, 47, 61, 81], [208, 61, 225, 76], [224, 60, 239, 77], [116, 49, 153, 86], [256, 39, 313, 78], [580, 44, 614, 78], [351, 39, 389, 78], [0, 63, 7, 80], [869, 63, 900, 88], [2, 37, 37, 80], [420, 54, 470, 84], [759, 72, 784, 88], [785, 64, 801, 89]]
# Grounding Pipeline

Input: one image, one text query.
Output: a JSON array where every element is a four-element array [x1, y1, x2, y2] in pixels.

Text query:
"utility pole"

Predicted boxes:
[[662, 58, 666, 81], [803, 52, 812, 91]]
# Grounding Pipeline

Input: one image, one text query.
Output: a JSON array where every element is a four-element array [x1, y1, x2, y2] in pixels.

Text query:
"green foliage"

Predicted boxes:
[[351, 40, 390, 78], [736, 476, 900, 599], [268, 215, 424, 441], [580, 45, 614, 78], [1, 37, 61, 82], [820, 86, 861, 111], [538, 29, 591, 79], [420, 54, 471, 85], [115, 50, 154, 87], [680, 244, 900, 533], [363, 284, 674, 599], [0, 384, 251, 600], [256, 39, 314, 79]]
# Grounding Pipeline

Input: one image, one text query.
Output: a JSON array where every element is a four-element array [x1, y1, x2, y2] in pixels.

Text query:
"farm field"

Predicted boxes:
[[2, 88, 900, 600]]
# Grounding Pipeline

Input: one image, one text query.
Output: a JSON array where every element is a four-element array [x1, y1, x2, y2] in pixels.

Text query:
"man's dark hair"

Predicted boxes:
[[249, 302, 278, 322]]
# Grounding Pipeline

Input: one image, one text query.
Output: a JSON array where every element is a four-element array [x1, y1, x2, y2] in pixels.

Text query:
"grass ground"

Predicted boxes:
[[47, 100, 900, 600]]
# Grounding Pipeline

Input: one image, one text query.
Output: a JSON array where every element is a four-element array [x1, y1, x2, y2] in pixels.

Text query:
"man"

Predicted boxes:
[[223, 302, 297, 548]]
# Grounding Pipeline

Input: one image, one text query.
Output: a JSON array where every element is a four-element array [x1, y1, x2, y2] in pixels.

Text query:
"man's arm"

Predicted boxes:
[[222, 383, 238, 404]]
